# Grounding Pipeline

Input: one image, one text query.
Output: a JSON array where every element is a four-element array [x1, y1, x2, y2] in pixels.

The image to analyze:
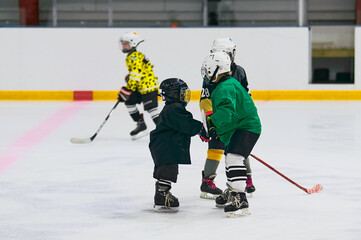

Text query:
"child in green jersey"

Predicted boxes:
[[201, 51, 261, 217]]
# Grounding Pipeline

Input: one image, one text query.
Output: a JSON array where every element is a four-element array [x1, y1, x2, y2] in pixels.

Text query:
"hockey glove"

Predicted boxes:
[[204, 114, 213, 129], [124, 74, 130, 84], [208, 126, 218, 140], [117, 86, 132, 102], [199, 126, 210, 142], [207, 116, 219, 140]]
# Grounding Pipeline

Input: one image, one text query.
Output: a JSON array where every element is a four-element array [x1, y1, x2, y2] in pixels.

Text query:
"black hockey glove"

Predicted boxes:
[[199, 126, 210, 142], [124, 74, 130, 84], [207, 116, 218, 140], [208, 126, 218, 140], [117, 86, 132, 102]]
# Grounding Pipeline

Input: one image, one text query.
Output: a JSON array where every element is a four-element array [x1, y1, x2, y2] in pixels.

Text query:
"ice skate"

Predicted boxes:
[[224, 191, 250, 217], [245, 176, 256, 197], [200, 172, 222, 200], [130, 114, 147, 140], [215, 183, 234, 208], [154, 181, 179, 213]]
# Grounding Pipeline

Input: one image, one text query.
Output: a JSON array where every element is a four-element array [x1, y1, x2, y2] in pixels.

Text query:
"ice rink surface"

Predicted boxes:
[[1, 100, 361, 240]]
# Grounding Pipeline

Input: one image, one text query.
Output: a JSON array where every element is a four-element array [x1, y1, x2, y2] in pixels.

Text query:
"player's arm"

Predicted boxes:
[[199, 83, 214, 115], [210, 89, 236, 131], [125, 54, 142, 92], [238, 66, 251, 95], [164, 104, 203, 136], [199, 98, 213, 115]]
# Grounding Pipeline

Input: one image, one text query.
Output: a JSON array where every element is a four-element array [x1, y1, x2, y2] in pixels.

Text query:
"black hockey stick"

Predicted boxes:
[[70, 100, 121, 144]]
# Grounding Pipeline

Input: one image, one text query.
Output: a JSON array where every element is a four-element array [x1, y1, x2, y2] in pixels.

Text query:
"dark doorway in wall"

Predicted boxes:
[[311, 26, 354, 84]]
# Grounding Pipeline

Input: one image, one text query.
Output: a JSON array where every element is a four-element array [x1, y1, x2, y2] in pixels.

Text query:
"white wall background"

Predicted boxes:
[[0, 27, 359, 91]]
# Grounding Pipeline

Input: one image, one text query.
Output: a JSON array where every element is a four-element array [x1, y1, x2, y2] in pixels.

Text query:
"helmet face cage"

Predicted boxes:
[[180, 87, 191, 104], [201, 65, 219, 85], [201, 66, 208, 83]]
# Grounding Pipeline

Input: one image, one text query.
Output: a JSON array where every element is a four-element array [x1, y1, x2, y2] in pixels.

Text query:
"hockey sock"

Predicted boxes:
[[203, 149, 223, 178], [204, 159, 220, 178], [147, 107, 160, 124], [225, 153, 247, 192], [126, 104, 140, 122], [158, 179, 172, 191], [244, 156, 252, 175]]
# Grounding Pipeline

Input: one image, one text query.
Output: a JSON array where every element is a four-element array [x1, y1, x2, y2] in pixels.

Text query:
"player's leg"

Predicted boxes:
[[223, 153, 250, 217], [153, 164, 179, 212], [221, 130, 260, 217], [244, 157, 256, 194], [125, 92, 147, 139], [142, 90, 160, 125], [200, 138, 224, 199]]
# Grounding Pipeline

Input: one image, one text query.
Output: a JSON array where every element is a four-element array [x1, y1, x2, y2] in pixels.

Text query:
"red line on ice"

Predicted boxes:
[[0, 101, 89, 173]]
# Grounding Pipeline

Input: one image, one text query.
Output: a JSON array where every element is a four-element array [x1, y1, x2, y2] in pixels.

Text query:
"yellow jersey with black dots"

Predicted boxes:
[[125, 50, 159, 94]]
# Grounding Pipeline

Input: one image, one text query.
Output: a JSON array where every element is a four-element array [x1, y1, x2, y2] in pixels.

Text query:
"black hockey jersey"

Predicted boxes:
[[149, 102, 202, 165]]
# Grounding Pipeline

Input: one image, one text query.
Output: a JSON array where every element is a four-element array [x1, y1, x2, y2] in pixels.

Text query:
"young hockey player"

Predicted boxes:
[[199, 37, 256, 200], [118, 31, 160, 140], [200, 51, 261, 217], [149, 78, 205, 212]]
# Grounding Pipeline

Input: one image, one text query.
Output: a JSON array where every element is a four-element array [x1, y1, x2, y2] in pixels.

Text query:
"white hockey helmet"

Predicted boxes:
[[119, 31, 144, 50], [201, 51, 231, 84], [210, 37, 236, 62]]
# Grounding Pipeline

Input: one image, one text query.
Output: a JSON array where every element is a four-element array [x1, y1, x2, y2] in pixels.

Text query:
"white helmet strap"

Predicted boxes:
[[210, 65, 219, 83]]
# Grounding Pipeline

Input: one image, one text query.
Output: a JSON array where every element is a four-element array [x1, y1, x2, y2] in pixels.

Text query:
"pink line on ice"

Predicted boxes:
[[0, 101, 90, 173]]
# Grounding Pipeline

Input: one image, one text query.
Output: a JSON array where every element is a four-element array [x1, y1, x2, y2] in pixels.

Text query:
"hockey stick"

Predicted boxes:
[[250, 154, 323, 194], [201, 109, 208, 135], [70, 100, 121, 144]]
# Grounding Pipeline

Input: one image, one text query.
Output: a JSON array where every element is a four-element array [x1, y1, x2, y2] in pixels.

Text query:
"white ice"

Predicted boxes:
[[1, 101, 361, 240]]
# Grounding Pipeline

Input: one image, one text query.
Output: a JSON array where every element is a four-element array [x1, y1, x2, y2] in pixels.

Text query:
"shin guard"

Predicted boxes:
[[225, 153, 247, 192]]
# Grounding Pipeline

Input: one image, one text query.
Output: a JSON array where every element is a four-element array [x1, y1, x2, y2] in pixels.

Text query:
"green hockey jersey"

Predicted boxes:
[[210, 77, 261, 146]]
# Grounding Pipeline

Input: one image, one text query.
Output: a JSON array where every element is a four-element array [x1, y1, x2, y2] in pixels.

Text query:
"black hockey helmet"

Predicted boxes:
[[159, 78, 191, 106]]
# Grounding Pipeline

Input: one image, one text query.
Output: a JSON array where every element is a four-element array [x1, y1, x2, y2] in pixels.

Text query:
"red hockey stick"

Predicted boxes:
[[250, 154, 323, 194]]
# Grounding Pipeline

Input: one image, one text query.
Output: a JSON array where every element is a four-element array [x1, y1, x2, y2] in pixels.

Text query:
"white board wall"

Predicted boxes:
[[0, 27, 359, 91]]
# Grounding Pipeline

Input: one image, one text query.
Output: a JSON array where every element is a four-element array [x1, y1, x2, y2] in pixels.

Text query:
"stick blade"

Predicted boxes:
[[307, 184, 323, 194], [70, 137, 92, 144]]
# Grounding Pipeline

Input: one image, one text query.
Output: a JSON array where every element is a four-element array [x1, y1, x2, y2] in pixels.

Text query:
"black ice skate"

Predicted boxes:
[[130, 114, 147, 140], [200, 172, 222, 200], [224, 191, 250, 217], [154, 181, 179, 212], [215, 183, 234, 208], [245, 176, 256, 196]]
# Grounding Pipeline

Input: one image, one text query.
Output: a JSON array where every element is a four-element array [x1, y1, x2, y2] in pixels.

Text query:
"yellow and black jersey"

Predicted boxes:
[[125, 50, 159, 94]]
